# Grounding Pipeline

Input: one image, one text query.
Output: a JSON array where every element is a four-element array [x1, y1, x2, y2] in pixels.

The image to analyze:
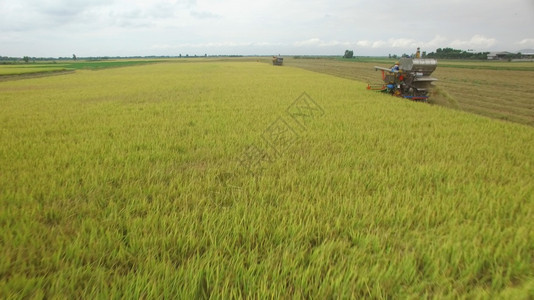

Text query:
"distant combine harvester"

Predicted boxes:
[[272, 55, 283, 66], [367, 48, 438, 101]]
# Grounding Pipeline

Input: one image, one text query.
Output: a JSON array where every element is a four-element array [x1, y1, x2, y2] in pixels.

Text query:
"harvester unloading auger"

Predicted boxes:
[[367, 48, 437, 101]]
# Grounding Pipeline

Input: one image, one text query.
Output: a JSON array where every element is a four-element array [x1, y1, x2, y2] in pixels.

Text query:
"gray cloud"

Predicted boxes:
[[190, 10, 220, 19], [1, 0, 533, 57]]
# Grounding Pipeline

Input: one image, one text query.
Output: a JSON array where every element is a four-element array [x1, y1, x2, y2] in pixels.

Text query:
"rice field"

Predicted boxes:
[[1, 60, 533, 298], [0, 60, 163, 78], [0, 65, 68, 76], [285, 57, 534, 126]]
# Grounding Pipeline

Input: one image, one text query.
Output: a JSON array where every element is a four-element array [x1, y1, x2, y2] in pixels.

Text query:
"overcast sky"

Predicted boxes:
[[1, 0, 533, 57]]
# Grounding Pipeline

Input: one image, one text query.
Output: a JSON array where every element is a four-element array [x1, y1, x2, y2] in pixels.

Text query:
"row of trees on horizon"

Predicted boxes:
[[1, 47, 528, 62]]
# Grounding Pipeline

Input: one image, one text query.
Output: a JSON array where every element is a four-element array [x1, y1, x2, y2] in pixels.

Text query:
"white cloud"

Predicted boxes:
[[320, 40, 351, 47], [190, 10, 221, 19], [388, 38, 417, 48], [151, 41, 282, 50], [293, 38, 351, 47], [423, 35, 449, 49], [352, 35, 500, 54], [371, 41, 386, 48], [293, 38, 322, 47], [356, 40, 371, 47], [517, 38, 534, 48], [450, 34, 497, 49]]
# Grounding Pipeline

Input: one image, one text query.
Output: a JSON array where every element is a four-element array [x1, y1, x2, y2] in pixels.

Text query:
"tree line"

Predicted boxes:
[[425, 48, 489, 59], [343, 47, 509, 60]]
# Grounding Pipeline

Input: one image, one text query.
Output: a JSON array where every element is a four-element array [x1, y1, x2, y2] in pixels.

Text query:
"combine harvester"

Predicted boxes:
[[367, 48, 437, 101], [272, 55, 283, 66]]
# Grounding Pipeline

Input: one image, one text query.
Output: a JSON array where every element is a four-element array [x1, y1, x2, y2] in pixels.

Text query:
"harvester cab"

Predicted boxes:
[[367, 49, 437, 101]]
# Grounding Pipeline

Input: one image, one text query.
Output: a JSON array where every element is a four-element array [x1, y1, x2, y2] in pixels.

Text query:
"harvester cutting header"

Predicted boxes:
[[368, 48, 437, 101]]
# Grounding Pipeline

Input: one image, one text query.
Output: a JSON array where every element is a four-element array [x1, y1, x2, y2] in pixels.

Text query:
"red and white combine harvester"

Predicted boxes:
[[367, 48, 438, 101]]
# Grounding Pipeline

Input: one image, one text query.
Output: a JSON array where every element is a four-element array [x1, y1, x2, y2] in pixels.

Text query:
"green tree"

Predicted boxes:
[[343, 50, 354, 58], [426, 47, 487, 59], [23, 56, 30, 63]]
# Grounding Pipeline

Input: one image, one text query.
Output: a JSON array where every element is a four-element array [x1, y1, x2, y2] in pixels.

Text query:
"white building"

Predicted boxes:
[[487, 51, 512, 60]]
